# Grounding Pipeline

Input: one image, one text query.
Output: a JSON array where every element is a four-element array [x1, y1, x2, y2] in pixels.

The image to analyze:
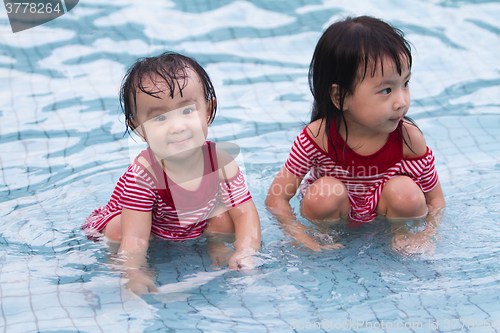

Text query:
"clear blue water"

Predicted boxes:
[[1, 0, 500, 332]]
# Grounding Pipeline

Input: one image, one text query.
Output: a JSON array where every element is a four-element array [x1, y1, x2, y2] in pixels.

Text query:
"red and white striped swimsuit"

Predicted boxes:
[[82, 141, 251, 240], [284, 121, 439, 222]]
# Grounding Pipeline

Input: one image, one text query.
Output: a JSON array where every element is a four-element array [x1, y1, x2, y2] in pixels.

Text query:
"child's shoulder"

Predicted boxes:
[[132, 153, 160, 184], [304, 119, 328, 152], [135, 155, 151, 171], [306, 119, 323, 133], [401, 119, 427, 158], [215, 145, 240, 180]]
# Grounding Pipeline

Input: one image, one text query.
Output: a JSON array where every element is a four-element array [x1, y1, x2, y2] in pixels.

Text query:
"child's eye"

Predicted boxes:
[[154, 115, 167, 122], [381, 88, 392, 94], [404, 80, 410, 88], [182, 107, 195, 115]]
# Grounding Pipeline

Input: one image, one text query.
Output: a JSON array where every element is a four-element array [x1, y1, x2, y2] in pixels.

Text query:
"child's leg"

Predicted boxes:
[[205, 204, 235, 235], [377, 176, 428, 219], [301, 176, 351, 223]]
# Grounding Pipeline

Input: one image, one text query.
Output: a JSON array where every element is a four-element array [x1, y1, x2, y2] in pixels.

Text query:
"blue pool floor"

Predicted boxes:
[[1, 0, 500, 332]]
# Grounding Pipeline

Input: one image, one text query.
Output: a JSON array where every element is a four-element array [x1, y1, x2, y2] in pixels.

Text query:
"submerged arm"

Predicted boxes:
[[424, 182, 445, 214], [118, 208, 157, 295], [217, 149, 261, 269], [265, 167, 334, 251], [227, 200, 261, 269]]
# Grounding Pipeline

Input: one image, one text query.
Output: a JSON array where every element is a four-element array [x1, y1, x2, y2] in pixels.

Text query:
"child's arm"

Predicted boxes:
[[266, 167, 337, 251], [120, 208, 152, 253], [227, 200, 261, 269], [265, 166, 301, 220], [424, 182, 445, 214], [402, 120, 445, 214], [217, 148, 261, 269], [119, 208, 158, 295]]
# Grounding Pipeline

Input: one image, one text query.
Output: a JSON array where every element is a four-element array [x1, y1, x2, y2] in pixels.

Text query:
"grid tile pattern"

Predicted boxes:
[[1, 0, 500, 332]]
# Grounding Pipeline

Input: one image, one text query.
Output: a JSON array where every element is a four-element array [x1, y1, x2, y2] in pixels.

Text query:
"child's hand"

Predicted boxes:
[[124, 269, 158, 296], [391, 233, 436, 256], [390, 214, 441, 256], [228, 249, 257, 270], [293, 239, 343, 252]]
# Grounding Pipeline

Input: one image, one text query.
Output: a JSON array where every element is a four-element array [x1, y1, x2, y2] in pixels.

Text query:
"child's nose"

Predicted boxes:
[[168, 116, 187, 133], [394, 90, 408, 110]]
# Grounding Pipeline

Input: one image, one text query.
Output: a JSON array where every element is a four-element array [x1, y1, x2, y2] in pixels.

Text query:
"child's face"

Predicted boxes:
[[132, 69, 212, 161], [342, 55, 411, 136]]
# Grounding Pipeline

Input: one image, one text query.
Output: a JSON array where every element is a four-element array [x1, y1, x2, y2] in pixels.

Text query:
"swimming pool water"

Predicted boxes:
[[1, 0, 500, 332]]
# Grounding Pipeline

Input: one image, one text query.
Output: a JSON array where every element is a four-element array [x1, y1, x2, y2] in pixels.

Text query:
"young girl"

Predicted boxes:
[[82, 52, 261, 294], [266, 16, 445, 251]]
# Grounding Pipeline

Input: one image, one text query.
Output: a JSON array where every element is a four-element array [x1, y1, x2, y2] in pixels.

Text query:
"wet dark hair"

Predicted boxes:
[[120, 51, 217, 134], [309, 16, 415, 160]]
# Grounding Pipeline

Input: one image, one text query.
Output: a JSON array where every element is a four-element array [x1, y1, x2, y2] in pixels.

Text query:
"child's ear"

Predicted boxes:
[[206, 97, 216, 125], [330, 84, 341, 110]]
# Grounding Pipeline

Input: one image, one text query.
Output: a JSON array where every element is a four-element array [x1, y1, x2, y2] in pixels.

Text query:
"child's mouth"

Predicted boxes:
[[170, 138, 191, 145]]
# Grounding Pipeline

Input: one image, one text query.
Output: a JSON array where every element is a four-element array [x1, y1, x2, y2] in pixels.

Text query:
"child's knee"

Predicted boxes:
[[380, 176, 427, 217], [302, 177, 349, 220]]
